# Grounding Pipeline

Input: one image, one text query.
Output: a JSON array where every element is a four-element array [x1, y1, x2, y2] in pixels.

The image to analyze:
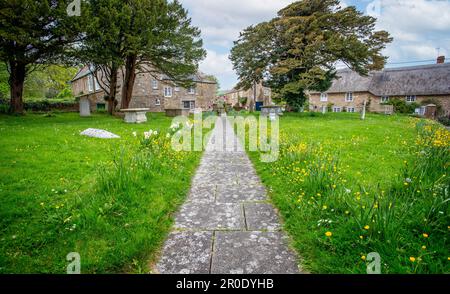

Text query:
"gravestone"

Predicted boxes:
[[79, 97, 91, 117]]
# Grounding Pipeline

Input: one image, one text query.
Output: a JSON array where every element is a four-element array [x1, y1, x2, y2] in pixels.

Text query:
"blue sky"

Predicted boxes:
[[179, 0, 450, 90]]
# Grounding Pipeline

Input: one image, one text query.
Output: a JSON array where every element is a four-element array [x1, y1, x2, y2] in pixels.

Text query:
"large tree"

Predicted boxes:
[[0, 0, 86, 114], [80, 0, 128, 115], [230, 0, 393, 110], [230, 22, 273, 111], [120, 0, 205, 109]]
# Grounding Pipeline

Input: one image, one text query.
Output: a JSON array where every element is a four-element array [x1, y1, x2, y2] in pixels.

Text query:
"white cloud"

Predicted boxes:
[[368, 0, 450, 62], [181, 0, 295, 47]]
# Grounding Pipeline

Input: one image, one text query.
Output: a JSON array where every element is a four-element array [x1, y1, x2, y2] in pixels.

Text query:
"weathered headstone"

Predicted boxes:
[[79, 97, 91, 117]]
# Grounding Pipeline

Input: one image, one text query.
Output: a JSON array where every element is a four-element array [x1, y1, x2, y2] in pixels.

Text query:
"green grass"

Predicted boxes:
[[0, 112, 205, 273], [247, 112, 449, 273]]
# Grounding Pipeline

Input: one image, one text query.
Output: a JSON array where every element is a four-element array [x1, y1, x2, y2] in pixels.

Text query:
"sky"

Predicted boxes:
[[179, 0, 450, 91]]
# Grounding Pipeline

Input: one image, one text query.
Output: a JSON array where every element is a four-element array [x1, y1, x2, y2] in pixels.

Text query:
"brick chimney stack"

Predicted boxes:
[[437, 56, 445, 64]]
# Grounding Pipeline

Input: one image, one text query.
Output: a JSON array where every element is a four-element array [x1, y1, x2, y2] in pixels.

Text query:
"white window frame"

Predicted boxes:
[[320, 93, 328, 102], [345, 92, 354, 102], [188, 87, 196, 95], [87, 75, 94, 92], [264, 89, 270, 96], [155, 98, 161, 106], [406, 95, 416, 103], [346, 107, 356, 113], [182, 100, 195, 109], [94, 77, 101, 91], [152, 80, 158, 90], [333, 107, 342, 113], [164, 86, 173, 98], [381, 96, 390, 103], [174, 86, 180, 92]]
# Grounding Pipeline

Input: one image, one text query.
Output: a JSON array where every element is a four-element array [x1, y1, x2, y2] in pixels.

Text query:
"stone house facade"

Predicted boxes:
[[309, 58, 450, 116], [222, 82, 272, 108], [71, 65, 217, 112]]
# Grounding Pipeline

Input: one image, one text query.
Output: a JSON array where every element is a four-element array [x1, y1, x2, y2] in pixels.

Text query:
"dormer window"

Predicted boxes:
[[188, 87, 196, 95], [320, 93, 328, 102], [152, 80, 158, 90], [87, 75, 94, 92], [164, 86, 173, 97], [345, 92, 354, 102]]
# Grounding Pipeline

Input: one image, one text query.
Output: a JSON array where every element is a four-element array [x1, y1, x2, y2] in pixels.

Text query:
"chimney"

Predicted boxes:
[[437, 56, 445, 64]]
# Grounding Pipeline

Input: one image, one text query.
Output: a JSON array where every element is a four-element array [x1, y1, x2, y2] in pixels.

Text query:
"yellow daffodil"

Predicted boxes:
[[410, 257, 416, 263], [325, 231, 332, 237], [364, 225, 370, 230]]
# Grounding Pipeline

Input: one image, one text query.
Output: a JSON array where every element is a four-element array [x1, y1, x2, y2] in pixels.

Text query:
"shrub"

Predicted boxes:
[[437, 116, 450, 126], [386, 98, 419, 114]]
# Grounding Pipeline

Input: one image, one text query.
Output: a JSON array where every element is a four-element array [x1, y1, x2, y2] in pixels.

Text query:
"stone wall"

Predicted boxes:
[[72, 71, 217, 112], [309, 92, 450, 115]]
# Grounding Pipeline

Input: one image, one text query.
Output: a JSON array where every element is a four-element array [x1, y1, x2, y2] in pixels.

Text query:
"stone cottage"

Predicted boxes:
[[309, 57, 450, 115], [222, 82, 272, 109], [71, 65, 217, 113]]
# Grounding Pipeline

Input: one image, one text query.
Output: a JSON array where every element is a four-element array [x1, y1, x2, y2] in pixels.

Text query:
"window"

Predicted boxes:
[[346, 107, 356, 113], [406, 95, 416, 103], [381, 96, 390, 103], [188, 87, 196, 94], [152, 80, 158, 90], [96, 103, 106, 111], [164, 87, 173, 97], [345, 92, 354, 102], [333, 107, 342, 113], [87, 75, 94, 92], [94, 77, 101, 91], [174, 86, 180, 92], [155, 98, 161, 106], [320, 93, 328, 102], [183, 101, 195, 109], [264, 88, 270, 96]]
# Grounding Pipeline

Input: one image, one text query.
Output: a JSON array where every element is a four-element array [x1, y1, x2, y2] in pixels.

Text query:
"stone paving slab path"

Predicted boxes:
[[155, 116, 300, 274]]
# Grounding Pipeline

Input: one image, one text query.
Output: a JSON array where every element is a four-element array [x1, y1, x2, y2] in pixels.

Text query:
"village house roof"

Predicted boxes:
[[71, 65, 216, 84], [311, 63, 450, 96]]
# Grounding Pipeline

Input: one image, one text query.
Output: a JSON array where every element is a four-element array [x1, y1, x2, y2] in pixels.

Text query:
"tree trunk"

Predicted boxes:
[[121, 55, 137, 110], [108, 67, 118, 115], [9, 61, 26, 114], [249, 81, 257, 112]]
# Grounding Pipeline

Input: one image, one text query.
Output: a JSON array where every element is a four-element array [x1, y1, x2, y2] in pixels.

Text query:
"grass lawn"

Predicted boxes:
[[247, 112, 449, 273], [0, 112, 205, 273]]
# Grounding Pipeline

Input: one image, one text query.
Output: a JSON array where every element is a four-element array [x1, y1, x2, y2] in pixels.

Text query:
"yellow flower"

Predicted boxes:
[[322, 205, 328, 210], [325, 231, 332, 237], [410, 257, 416, 263], [423, 233, 429, 238], [364, 225, 370, 230], [345, 211, 350, 215], [421, 246, 427, 250], [359, 235, 364, 240], [361, 255, 366, 261]]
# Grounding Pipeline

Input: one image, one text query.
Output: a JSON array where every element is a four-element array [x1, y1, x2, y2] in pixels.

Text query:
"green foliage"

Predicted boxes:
[[437, 116, 450, 127], [230, 0, 392, 109], [386, 98, 419, 114], [23, 65, 77, 100], [0, 0, 87, 113], [0, 63, 8, 99]]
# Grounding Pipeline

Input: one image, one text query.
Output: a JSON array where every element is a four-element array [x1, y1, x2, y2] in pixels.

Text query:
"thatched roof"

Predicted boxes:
[[311, 63, 450, 96]]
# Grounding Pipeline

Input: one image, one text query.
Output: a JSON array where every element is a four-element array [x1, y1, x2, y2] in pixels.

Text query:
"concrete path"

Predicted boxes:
[[155, 116, 299, 274]]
